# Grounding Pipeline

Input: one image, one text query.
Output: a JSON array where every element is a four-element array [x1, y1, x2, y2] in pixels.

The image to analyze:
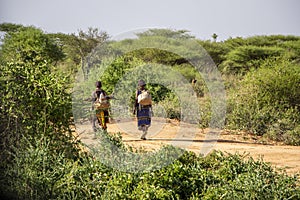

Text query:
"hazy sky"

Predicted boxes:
[[0, 0, 299, 41]]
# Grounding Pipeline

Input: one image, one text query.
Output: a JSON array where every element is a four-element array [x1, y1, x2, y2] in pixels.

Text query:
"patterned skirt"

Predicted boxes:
[[137, 106, 151, 127], [95, 109, 110, 123]]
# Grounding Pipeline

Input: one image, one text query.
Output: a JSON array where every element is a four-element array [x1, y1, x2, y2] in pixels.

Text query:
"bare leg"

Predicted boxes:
[[92, 114, 97, 132], [141, 125, 148, 140]]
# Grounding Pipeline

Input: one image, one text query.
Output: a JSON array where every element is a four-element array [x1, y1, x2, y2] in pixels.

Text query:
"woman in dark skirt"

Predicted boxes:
[[134, 80, 152, 140]]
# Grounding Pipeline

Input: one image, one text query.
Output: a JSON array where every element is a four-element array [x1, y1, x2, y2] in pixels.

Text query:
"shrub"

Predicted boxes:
[[2, 137, 299, 200], [158, 92, 181, 120], [0, 27, 72, 165], [226, 57, 300, 144], [0, 26, 75, 199]]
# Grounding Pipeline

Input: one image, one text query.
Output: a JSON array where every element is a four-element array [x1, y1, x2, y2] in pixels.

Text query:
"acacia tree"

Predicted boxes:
[[136, 28, 195, 39], [67, 28, 109, 80]]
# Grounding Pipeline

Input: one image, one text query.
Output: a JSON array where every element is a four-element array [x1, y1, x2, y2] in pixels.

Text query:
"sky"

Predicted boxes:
[[0, 0, 299, 41]]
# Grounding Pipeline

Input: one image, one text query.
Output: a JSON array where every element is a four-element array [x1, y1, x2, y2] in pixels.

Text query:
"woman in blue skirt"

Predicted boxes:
[[134, 80, 152, 140]]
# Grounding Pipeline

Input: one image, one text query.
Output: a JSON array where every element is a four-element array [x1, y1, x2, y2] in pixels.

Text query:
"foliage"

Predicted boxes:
[[0, 22, 26, 33], [125, 48, 189, 66], [0, 26, 72, 135], [225, 35, 300, 47], [136, 28, 195, 39], [221, 45, 284, 74], [198, 40, 229, 67], [0, 24, 300, 199], [2, 138, 299, 199], [0, 24, 76, 197], [219, 35, 300, 74], [46, 27, 109, 79], [100, 56, 145, 94], [199, 151, 300, 199], [0, 26, 65, 65], [158, 92, 181, 120], [226, 58, 300, 144], [0, 134, 82, 200]]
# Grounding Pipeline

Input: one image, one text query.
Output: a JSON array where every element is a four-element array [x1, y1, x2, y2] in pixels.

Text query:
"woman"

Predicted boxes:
[[91, 81, 110, 131], [134, 80, 152, 140]]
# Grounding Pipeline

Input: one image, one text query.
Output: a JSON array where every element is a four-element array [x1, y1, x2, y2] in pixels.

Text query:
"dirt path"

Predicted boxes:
[[76, 118, 300, 175]]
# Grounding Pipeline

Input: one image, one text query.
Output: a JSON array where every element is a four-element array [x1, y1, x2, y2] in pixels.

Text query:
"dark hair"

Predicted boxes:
[[95, 81, 102, 88]]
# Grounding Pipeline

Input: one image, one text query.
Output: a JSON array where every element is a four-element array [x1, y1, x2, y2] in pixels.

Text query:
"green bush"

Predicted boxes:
[[0, 27, 73, 164], [227, 58, 300, 144], [0, 25, 76, 199], [1, 135, 77, 199], [1, 134, 111, 200], [158, 92, 181, 120], [2, 135, 299, 199]]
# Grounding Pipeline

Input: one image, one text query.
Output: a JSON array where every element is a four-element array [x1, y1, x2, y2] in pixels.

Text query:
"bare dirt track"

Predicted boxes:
[[76, 117, 300, 175]]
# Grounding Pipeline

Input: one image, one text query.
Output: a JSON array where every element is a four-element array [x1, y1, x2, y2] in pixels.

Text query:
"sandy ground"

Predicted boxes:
[[75, 117, 300, 175]]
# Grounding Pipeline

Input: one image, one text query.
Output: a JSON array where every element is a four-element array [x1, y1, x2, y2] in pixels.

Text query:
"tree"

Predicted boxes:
[[198, 40, 229, 67], [70, 28, 109, 80], [48, 28, 109, 79], [212, 33, 218, 42], [220, 45, 284, 74], [0, 22, 25, 33], [136, 28, 195, 39], [0, 26, 65, 66]]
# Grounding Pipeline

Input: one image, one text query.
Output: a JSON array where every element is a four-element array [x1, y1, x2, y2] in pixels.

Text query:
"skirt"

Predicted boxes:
[[137, 106, 151, 127], [95, 109, 110, 123]]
